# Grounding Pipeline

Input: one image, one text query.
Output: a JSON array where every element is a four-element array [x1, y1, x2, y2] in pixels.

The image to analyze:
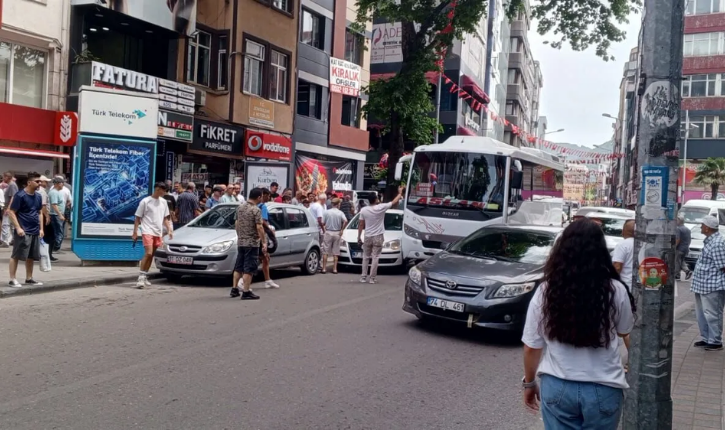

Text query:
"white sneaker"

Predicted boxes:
[[144, 276, 152, 287], [359, 276, 367, 283], [265, 280, 280, 289], [135, 276, 146, 289], [8, 279, 22, 288]]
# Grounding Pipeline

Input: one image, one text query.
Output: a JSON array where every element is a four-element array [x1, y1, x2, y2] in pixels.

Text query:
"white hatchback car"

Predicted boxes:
[[339, 209, 404, 268]]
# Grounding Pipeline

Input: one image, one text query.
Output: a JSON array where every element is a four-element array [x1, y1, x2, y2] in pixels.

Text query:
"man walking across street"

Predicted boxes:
[[49, 177, 68, 252], [175, 182, 199, 229], [321, 198, 348, 274], [676, 216, 693, 280], [230, 188, 265, 300], [2, 171, 18, 246], [611, 219, 635, 367], [309, 193, 327, 271], [132, 183, 173, 289], [691, 215, 725, 351], [7, 172, 44, 288], [36, 176, 57, 262], [256, 188, 280, 288], [357, 186, 404, 284]]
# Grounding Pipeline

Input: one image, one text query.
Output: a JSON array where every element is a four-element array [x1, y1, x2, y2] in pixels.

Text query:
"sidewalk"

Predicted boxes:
[[0, 242, 157, 298], [672, 306, 725, 429]]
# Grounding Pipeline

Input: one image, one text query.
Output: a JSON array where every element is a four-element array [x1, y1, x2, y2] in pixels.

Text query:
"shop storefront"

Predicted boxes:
[[186, 119, 245, 188], [0, 103, 78, 184], [294, 152, 355, 196], [243, 130, 293, 194]]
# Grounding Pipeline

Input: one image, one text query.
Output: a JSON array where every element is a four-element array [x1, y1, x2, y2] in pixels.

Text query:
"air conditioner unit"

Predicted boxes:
[[195, 89, 206, 106]]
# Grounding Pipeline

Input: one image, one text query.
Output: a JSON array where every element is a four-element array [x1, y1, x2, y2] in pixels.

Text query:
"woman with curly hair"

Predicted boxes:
[[521, 218, 636, 429]]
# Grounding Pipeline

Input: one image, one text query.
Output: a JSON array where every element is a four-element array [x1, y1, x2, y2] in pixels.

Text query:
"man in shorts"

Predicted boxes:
[[7, 172, 44, 288], [357, 186, 404, 284], [231, 188, 266, 300], [321, 198, 348, 274], [132, 183, 173, 289]]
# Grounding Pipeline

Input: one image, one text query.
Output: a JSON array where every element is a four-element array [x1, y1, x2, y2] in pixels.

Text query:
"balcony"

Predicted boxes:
[[507, 83, 525, 107], [508, 52, 524, 71], [510, 20, 529, 40]]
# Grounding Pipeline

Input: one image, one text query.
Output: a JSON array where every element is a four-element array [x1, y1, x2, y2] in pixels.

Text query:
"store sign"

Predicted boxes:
[[329, 58, 361, 97], [246, 163, 289, 194], [295, 154, 354, 195], [244, 131, 292, 161], [165, 151, 175, 181], [249, 98, 275, 129], [465, 116, 480, 132], [157, 110, 193, 142], [0, 103, 78, 147], [79, 90, 159, 139], [54, 111, 79, 146], [371, 22, 403, 64], [191, 119, 244, 155], [157, 79, 196, 114]]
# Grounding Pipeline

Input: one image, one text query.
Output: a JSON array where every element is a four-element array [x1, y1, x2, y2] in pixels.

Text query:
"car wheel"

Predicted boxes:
[[164, 273, 184, 284], [301, 248, 320, 275]]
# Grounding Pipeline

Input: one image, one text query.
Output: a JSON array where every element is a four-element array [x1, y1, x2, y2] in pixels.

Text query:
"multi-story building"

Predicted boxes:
[[0, 0, 78, 180], [483, 0, 510, 141], [611, 47, 638, 204], [503, 3, 543, 147]]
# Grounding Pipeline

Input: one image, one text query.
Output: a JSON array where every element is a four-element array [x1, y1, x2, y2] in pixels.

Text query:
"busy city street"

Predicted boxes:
[[0, 271, 545, 430]]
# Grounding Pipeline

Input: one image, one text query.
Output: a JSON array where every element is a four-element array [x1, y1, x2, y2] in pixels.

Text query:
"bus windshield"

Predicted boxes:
[[406, 152, 505, 213]]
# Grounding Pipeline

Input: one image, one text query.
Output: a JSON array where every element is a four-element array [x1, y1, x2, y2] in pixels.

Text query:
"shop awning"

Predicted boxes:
[[0, 146, 70, 159], [460, 75, 490, 104]]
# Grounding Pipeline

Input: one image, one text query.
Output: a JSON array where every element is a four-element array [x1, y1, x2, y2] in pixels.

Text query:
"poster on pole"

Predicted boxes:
[[77, 137, 155, 238], [245, 162, 290, 198]]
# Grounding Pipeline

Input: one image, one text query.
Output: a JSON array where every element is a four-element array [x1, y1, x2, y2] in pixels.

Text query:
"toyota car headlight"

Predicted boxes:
[[201, 240, 235, 254], [383, 239, 401, 251], [494, 282, 536, 298], [408, 266, 422, 285]]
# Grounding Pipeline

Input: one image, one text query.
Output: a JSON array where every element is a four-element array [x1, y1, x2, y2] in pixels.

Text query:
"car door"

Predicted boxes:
[[285, 207, 314, 265], [267, 206, 292, 265]]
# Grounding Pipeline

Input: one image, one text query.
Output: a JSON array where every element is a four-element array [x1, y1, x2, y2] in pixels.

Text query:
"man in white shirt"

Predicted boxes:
[[611, 218, 634, 368], [132, 183, 173, 289], [309, 193, 327, 271], [321, 198, 348, 274], [357, 186, 404, 284]]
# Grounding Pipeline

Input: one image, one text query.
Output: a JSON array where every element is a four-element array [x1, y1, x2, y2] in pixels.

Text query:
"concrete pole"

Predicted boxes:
[[622, 0, 684, 427]]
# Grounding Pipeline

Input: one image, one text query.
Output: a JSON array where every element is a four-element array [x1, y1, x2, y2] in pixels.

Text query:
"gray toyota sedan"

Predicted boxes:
[[403, 224, 561, 332]]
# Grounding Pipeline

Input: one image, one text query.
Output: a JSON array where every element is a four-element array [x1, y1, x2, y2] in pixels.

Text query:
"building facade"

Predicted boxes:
[[482, 0, 510, 141]]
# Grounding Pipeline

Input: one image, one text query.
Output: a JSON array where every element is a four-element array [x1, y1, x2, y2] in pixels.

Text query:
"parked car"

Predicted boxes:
[[339, 209, 404, 268], [573, 207, 634, 221], [154, 203, 321, 281], [584, 212, 632, 252], [403, 224, 561, 332]]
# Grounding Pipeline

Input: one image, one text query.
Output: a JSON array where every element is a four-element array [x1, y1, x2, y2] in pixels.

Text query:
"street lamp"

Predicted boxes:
[[544, 128, 564, 136]]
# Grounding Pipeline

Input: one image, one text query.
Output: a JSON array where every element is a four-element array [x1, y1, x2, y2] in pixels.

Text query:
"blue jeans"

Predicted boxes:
[[540, 374, 623, 430], [695, 291, 725, 345], [50, 215, 65, 250]]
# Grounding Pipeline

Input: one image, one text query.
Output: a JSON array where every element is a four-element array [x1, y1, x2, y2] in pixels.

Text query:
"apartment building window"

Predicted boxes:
[[244, 40, 265, 96], [297, 80, 323, 119], [341, 96, 361, 127], [510, 38, 522, 53], [505, 101, 515, 116], [344, 30, 364, 66], [688, 115, 722, 138], [218, 36, 228, 90], [301, 9, 325, 49], [272, 0, 293, 14], [0, 41, 46, 108], [507, 69, 521, 84], [187, 31, 212, 87], [684, 32, 722, 57], [686, 0, 720, 15], [682, 74, 717, 97], [270, 51, 289, 103]]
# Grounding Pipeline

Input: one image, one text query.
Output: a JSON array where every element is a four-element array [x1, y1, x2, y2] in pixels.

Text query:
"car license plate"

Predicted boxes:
[[168, 256, 193, 265], [427, 297, 465, 312], [352, 251, 362, 258]]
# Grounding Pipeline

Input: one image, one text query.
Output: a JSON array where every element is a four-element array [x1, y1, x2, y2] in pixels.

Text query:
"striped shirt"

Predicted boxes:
[[176, 191, 199, 224], [692, 232, 725, 294]]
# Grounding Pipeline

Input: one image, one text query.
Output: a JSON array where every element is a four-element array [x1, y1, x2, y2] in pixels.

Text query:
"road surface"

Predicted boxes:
[[0, 270, 541, 430]]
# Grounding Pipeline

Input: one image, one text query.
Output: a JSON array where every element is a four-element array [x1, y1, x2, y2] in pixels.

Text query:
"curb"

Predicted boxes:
[[0, 273, 164, 299]]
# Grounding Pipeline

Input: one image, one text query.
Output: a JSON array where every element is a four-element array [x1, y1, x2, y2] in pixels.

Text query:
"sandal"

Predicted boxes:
[[321, 270, 327, 274], [332, 270, 338, 274]]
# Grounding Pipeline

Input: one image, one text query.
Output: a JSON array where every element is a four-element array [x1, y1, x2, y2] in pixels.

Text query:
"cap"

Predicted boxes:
[[52, 177, 64, 184], [39, 175, 51, 182], [702, 215, 719, 229]]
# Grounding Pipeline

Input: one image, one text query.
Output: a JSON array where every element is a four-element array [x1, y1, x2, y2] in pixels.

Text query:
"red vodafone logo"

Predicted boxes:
[[247, 134, 263, 152], [244, 131, 292, 161]]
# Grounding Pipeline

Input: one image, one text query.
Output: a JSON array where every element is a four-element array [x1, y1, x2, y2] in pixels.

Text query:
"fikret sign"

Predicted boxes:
[[190, 119, 244, 155]]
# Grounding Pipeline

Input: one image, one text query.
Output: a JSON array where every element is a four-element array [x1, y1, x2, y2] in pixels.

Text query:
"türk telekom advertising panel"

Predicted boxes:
[[294, 154, 354, 195]]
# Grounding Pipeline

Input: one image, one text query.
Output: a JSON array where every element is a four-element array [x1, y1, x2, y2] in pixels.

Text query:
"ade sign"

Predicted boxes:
[[329, 58, 361, 97]]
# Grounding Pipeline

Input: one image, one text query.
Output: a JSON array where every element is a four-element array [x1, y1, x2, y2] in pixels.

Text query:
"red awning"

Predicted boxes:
[[371, 71, 440, 85], [456, 126, 477, 136], [460, 75, 490, 104], [0, 146, 69, 159]]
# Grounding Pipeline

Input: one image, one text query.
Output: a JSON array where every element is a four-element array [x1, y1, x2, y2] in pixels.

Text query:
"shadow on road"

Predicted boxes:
[[403, 318, 522, 348]]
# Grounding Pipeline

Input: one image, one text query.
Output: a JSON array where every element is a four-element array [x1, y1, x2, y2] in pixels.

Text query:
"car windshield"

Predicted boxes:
[[187, 205, 236, 229], [449, 229, 556, 265], [407, 151, 505, 212], [691, 226, 706, 240], [680, 207, 711, 223], [347, 212, 403, 231], [598, 218, 627, 237]]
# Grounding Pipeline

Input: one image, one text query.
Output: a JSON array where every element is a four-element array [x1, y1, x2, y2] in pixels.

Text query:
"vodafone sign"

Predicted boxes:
[[244, 131, 292, 161]]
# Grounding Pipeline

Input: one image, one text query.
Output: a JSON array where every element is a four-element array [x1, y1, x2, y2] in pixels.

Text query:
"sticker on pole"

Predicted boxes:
[[638, 257, 668, 289], [641, 81, 679, 128]]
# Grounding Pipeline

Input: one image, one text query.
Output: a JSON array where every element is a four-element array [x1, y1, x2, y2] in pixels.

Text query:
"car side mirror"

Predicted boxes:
[[394, 162, 404, 181], [510, 171, 523, 190]]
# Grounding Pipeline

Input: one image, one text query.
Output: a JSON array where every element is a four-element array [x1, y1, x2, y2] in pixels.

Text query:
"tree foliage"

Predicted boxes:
[[694, 157, 725, 200]]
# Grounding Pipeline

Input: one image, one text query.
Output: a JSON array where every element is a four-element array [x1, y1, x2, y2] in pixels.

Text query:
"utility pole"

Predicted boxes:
[[622, 0, 684, 428]]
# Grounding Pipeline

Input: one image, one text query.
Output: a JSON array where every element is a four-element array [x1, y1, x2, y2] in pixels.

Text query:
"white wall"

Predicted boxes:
[[1, 0, 70, 110]]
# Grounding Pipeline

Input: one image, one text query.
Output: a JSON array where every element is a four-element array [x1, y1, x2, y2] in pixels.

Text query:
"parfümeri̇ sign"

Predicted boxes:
[[329, 57, 361, 97]]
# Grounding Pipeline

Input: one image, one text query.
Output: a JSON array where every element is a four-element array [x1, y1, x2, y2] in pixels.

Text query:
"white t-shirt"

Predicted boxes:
[[522, 281, 634, 389], [135, 196, 170, 237], [309, 202, 326, 230], [323, 208, 347, 231], [60, 186, 72, 208], [359, 203, 392, 237], [612, 237, 634, 288]]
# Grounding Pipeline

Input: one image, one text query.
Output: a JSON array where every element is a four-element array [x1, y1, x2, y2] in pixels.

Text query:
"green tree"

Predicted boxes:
[[355, 0, 639, 199], [694, 157, 725, 200]]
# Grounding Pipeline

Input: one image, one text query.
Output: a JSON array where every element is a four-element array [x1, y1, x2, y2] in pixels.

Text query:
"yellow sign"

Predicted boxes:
[[249, 98, 275, 129]]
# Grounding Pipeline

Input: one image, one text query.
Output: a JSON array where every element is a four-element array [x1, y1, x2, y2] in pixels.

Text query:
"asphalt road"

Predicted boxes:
[[0, 269, 541, 430]]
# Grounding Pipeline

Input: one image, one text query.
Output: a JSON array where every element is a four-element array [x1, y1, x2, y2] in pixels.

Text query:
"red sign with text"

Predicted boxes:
[[244, 131, 292, 161], [0, 103, 77, 146]]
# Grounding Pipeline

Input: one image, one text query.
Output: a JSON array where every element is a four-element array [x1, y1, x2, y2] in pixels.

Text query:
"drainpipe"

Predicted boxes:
[[228, 0, 239, 121]]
